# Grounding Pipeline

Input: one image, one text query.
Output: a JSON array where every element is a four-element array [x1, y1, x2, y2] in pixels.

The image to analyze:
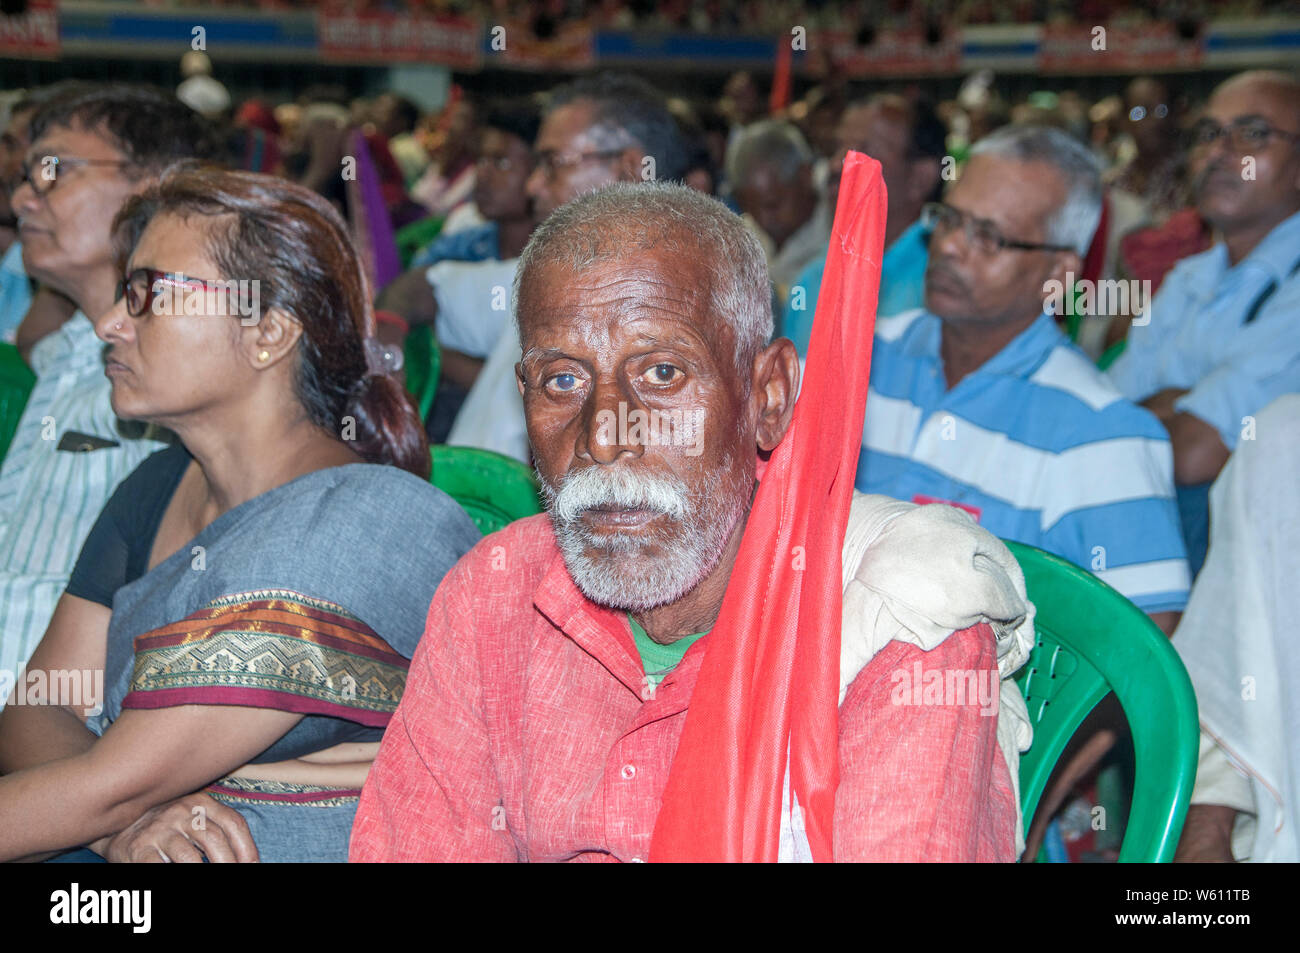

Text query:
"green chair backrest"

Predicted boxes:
[[404, 324, 441, 423], [1097, 337, 1127, 372], [0, 343, 35, 464], [394, 215, 445, 270], [1005, 540, 1199, 862], [429, 444, 543, 536]]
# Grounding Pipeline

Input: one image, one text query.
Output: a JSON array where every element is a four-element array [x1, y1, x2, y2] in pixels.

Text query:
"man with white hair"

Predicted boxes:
[[857, 124, 1190, 634], [727, 119, 830, 293], [351, 181, 1032, 862]]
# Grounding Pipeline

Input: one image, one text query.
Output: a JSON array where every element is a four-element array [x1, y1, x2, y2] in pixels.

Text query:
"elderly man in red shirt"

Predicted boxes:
[[350, 180, 1026, 862]]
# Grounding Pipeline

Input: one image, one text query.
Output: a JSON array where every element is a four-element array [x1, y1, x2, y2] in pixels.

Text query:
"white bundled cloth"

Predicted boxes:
[[779, 492, 1036, 861], [1174, 394, 1300, 862]]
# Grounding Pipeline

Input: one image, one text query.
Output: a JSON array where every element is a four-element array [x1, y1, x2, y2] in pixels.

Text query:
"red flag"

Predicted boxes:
[[650, 153, 887, 862], [770, 37, 792, 115]]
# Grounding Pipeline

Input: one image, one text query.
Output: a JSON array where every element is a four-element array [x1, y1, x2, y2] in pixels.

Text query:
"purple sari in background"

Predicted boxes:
[[346, 128, 402, 290]]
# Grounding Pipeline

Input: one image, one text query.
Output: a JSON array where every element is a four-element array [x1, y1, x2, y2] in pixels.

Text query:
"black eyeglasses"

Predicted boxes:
[[476, 154, 531, 173], [532, 149, 624, 180], [920, 202, 1075, 256], [117, 268, 234, 318], [1187, 117, 1300, 153], [9, 155, 130, 197]]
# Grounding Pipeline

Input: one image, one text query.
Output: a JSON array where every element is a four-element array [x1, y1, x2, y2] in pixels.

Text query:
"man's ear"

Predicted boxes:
[[1045, 248, 1083, 293], [246, 307, 303, 370], [752, 336, 801, 452]]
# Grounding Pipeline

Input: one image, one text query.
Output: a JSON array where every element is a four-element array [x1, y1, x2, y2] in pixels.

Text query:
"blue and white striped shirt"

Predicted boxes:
[[856, 309, 1190, 614], [0, 313, 167, 695], [0, 241, 31, 345]]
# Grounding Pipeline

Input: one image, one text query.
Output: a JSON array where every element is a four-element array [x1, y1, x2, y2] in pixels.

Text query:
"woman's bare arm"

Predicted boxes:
[[0, 701, 303, 861], [0, 594, 110, 774], [89, 740, 385, 863]]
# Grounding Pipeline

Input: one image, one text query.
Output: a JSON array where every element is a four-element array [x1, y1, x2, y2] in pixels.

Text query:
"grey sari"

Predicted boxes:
[[86, 462, 479, 861]]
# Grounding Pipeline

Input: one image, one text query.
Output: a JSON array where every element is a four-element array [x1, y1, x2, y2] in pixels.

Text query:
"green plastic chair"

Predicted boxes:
[[404, 324, 441, 423], [394, 215, 445, 270], [1005, 540, 1199, 862], [1097, 337, 1127, 372], [429, 444, 543, 536], [0, 343, 35, 464]]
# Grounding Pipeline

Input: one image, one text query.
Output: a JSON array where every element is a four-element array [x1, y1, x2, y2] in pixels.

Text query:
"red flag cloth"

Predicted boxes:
[[769, 37, 792, 115], [650, 152, 887, 862]]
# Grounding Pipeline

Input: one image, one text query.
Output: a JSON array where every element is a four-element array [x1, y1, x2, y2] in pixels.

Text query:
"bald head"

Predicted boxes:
[[1190, 70, 1300, 258], [1212, 70, 1300, 129]]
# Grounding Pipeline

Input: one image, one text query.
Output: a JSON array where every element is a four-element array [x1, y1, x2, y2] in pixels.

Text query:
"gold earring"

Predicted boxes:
[[257, 349, 270, 363]]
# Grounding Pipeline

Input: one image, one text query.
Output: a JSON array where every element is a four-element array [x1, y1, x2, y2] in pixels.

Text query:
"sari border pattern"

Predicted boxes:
[[122, 589, 409, 726], [207, 775, 362, 809]]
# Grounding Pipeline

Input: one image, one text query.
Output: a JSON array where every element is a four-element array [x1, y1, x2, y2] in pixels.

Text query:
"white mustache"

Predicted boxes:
[[545, 466, 690, 524]]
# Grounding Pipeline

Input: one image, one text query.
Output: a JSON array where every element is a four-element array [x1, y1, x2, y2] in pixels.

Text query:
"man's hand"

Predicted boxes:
[[1174, 803, 1238, 863], [376, 268, 439, 327], [1141, 389, 1231, 485], [441, 347, 485, 390], [1166, 412, 1231, 485], [95, 792, 258, 863], [1148, 610, 1181, 638], [1141, 388, 1188, 424]]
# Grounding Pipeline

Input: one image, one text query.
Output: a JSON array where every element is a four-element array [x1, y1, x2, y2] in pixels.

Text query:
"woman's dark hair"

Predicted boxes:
[[112, 166, 430, 479]]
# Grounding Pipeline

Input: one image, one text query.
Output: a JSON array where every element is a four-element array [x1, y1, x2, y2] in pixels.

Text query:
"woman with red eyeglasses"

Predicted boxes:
[[0, 167, 480, 862]]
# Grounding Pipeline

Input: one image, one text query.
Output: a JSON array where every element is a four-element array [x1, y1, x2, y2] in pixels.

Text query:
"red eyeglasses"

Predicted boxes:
[[117, 268, 232, 318]]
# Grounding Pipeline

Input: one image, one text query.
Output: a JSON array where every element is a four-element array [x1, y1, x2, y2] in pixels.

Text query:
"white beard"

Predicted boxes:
[[540, 458, 747, 613]]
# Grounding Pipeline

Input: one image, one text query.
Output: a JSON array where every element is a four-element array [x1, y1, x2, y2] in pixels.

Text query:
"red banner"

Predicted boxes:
[[1038, 22, 1202, 72], [818, 29, 961, 77], [0, 0, 59, 61], [318, 9, 482, 69], [490, 19, 595, 70]]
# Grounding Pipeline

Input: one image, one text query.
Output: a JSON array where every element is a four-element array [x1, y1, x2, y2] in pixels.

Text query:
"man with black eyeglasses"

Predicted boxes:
[[856, 123, 1190, 640], [0, 84, 219, 697], [1108, 70, 1300, 577], [444, 72, 690, 464], [782, 94, 946, 358]]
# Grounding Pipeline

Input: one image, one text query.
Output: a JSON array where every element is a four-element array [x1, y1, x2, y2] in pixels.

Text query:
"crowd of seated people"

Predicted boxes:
[[0, 55, 1295, 862]]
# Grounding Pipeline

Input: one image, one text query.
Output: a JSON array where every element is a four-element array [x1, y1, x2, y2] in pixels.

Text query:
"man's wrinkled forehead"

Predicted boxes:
[[519, 252, 721, 352]]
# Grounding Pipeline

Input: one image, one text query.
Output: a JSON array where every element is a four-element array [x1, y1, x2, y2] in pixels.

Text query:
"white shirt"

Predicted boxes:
[[1176, 394, 1300, 861], [425, 257, 519, 360], [0, 313, 168, 697], [445, 260, 530, 464]]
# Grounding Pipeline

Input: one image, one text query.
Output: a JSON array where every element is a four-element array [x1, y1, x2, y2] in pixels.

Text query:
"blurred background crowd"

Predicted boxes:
[[0, 0, 1296, 865]]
